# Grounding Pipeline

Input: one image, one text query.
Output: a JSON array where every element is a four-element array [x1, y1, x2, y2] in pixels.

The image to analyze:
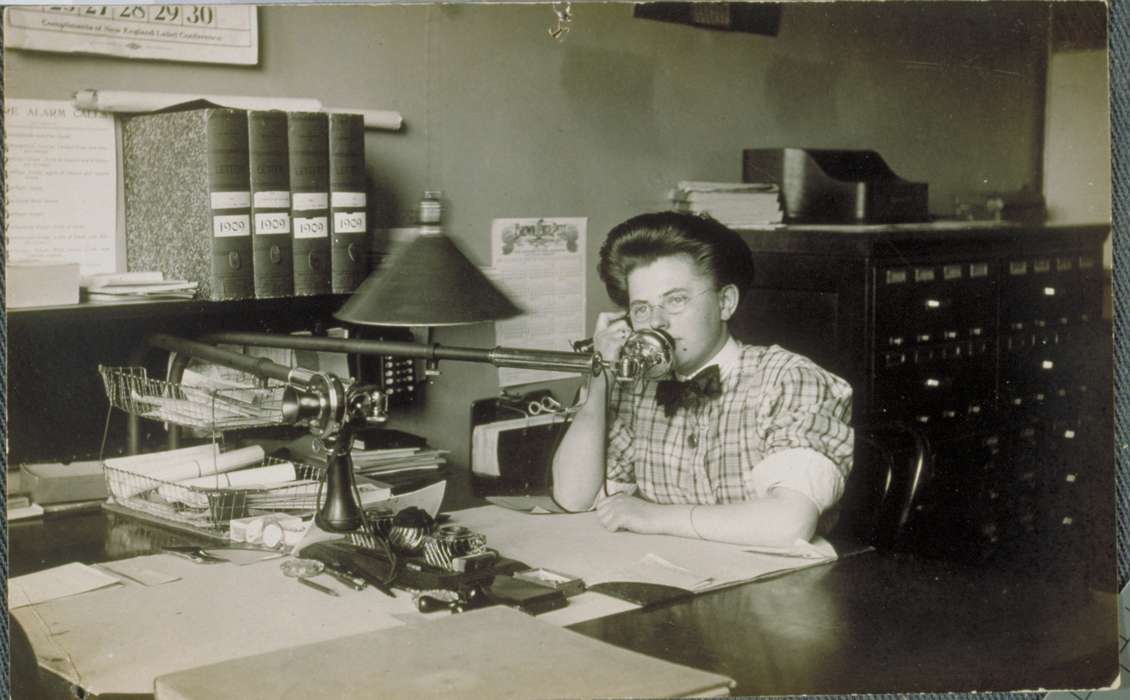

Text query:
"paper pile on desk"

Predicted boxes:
[[449, 505, 836, 594]]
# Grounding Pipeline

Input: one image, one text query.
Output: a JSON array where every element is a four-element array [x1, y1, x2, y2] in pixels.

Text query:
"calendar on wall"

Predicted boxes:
[[3, 6, 259, 66]]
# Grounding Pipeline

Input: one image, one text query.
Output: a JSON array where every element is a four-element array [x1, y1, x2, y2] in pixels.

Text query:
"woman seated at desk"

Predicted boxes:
[[552, 211, 854, 547]]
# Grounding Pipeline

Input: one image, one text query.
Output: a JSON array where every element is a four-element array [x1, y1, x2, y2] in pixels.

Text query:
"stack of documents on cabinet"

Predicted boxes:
[[82, 271, 198, 300], [670, 180, 783, 227]]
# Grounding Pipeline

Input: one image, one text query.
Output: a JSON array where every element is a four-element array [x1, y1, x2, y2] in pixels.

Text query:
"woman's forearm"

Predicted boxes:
[[599, 489, 819, 547], [550, 374, 609, 511]]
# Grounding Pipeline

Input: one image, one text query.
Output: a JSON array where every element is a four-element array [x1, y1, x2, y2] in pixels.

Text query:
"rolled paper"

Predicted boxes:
[[323, 107, 403, 131], [105, 444, 220, 499], [115, 445, 265, 499], [261, 523, 284, 549], [283, 528, 304, 547], [157, 462, 296, 508], [246, 518, 266, 544], [105, 443, 219, 474], [73, 89, 323, 114], [230, 512, 304, 544]]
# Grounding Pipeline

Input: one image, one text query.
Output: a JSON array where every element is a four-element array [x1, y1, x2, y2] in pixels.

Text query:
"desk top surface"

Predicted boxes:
[[9, 507, 1118, 698]]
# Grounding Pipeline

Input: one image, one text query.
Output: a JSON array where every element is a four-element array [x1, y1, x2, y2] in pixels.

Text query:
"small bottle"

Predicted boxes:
[[418, 190, 443, 236]]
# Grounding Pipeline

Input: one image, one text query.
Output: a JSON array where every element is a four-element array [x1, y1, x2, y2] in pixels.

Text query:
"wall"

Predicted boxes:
[[6, 2, 1091, 468], [1044, 48, 1113, 264]]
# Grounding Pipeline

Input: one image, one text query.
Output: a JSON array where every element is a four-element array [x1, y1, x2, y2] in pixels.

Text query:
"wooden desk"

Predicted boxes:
[[9, 509, 1117, 698]]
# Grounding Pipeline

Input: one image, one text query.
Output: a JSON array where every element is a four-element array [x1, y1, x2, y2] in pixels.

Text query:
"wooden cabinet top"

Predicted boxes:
[[735, 221, 1110, 258]]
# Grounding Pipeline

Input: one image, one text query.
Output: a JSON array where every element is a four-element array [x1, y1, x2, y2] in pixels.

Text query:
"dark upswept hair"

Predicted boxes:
[[597, 211, 755, 308]]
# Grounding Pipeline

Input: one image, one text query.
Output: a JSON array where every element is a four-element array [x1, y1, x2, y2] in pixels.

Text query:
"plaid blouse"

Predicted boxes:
[[606, 342, 854, 511]]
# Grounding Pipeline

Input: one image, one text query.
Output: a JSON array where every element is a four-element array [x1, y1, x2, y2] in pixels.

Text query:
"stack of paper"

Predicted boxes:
[[243, 476, 392, 513], [82, 271, 198, 301], [350, 445, 448, 477], [670, 180, 783, 227]]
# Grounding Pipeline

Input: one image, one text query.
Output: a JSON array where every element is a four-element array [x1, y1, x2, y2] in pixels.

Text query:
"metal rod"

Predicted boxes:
[[202, 331, 466, 362], [486, 347, 599, 374], [201, 331, 601, 375], [147, 334, 299, 384]]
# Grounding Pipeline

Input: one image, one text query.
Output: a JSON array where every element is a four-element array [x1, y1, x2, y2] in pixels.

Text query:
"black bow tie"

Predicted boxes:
[[655, 365, 722, 418]]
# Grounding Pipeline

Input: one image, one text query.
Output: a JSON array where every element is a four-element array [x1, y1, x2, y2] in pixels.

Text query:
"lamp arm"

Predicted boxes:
[[147, 333, 311, 386], [200, 330, 604, 376]]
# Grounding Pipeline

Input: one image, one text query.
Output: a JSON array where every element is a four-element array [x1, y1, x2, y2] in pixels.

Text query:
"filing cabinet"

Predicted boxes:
[[731, 223, 1112, 584]]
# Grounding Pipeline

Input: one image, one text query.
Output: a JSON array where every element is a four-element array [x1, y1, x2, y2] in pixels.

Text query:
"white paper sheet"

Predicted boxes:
[[4, 99, 122, 276], [11, 555, 409, 696], [448, 505, 836, 593], [8, 562, 123, 609], [488, 217, 587, 387]]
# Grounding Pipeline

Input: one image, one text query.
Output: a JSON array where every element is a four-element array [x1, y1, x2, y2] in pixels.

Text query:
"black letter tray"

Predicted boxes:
[[743, 148, 929, 224]]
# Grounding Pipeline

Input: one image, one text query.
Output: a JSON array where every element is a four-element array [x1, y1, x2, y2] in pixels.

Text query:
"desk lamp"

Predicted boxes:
[[147, 195, 674, 533]]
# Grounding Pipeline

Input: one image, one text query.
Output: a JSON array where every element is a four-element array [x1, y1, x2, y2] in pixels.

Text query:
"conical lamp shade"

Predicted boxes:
[[335, 233, 523, 326]]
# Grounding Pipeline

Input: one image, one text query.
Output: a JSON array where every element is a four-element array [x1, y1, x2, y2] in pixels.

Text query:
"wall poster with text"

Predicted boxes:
[[3, 6, 259, 66]]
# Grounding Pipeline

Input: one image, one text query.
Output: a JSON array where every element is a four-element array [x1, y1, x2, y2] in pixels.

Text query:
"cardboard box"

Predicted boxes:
[[21, 460, 107, 505], [6, 261, 80, 309]]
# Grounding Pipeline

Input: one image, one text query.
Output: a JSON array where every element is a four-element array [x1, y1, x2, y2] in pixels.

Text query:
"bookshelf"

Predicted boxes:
[[6, 294, 349, 325], [7, 295, 350, 465]]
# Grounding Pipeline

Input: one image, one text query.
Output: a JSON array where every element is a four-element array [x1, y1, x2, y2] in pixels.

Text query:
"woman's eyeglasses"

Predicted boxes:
[[628, 288, 713, 325]]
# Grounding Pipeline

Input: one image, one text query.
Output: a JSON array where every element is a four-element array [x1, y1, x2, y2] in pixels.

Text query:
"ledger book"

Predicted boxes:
[[122, 108, 253, 301]]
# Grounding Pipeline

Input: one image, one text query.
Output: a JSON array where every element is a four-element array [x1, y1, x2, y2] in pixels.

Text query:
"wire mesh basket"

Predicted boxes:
[[99, 365, 286, 431], [103, 452, 325, 538]]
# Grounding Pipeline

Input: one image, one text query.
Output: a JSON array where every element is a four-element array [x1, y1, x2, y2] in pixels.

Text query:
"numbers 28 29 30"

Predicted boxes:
[[48, 6, 217, 25]]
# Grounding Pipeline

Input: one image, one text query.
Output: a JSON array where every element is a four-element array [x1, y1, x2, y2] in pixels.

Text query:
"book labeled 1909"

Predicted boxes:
[[328, 112, 369, 294], [287, 111, 332, 296], [248, 110, 294, 298], [122, 108, 254, 300]]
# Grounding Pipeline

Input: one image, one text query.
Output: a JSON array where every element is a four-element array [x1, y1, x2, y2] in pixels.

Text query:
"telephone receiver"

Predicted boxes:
[[573, 327, 676, 382]]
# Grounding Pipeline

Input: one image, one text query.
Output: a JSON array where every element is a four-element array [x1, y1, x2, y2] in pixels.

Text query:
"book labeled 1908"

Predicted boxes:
[[287, 111, 332, 296], [122, 108, 254, 301], [248, 110, 294, 298], [328, 112, 369, 294]]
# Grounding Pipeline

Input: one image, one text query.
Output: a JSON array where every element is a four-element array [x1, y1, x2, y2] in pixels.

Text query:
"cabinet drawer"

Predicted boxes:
[[1001, 252, 1103, 329], [873, 340, 994, 424], [1000, 327, 1094, 414], [875, 261, 995, 347]]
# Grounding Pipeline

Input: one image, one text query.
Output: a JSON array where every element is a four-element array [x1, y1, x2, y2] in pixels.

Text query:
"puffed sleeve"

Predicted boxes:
[[743, 353, 854, 513]]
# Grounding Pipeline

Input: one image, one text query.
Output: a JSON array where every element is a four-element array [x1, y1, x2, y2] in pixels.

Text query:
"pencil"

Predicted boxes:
[[297, 576, 339, 597]]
